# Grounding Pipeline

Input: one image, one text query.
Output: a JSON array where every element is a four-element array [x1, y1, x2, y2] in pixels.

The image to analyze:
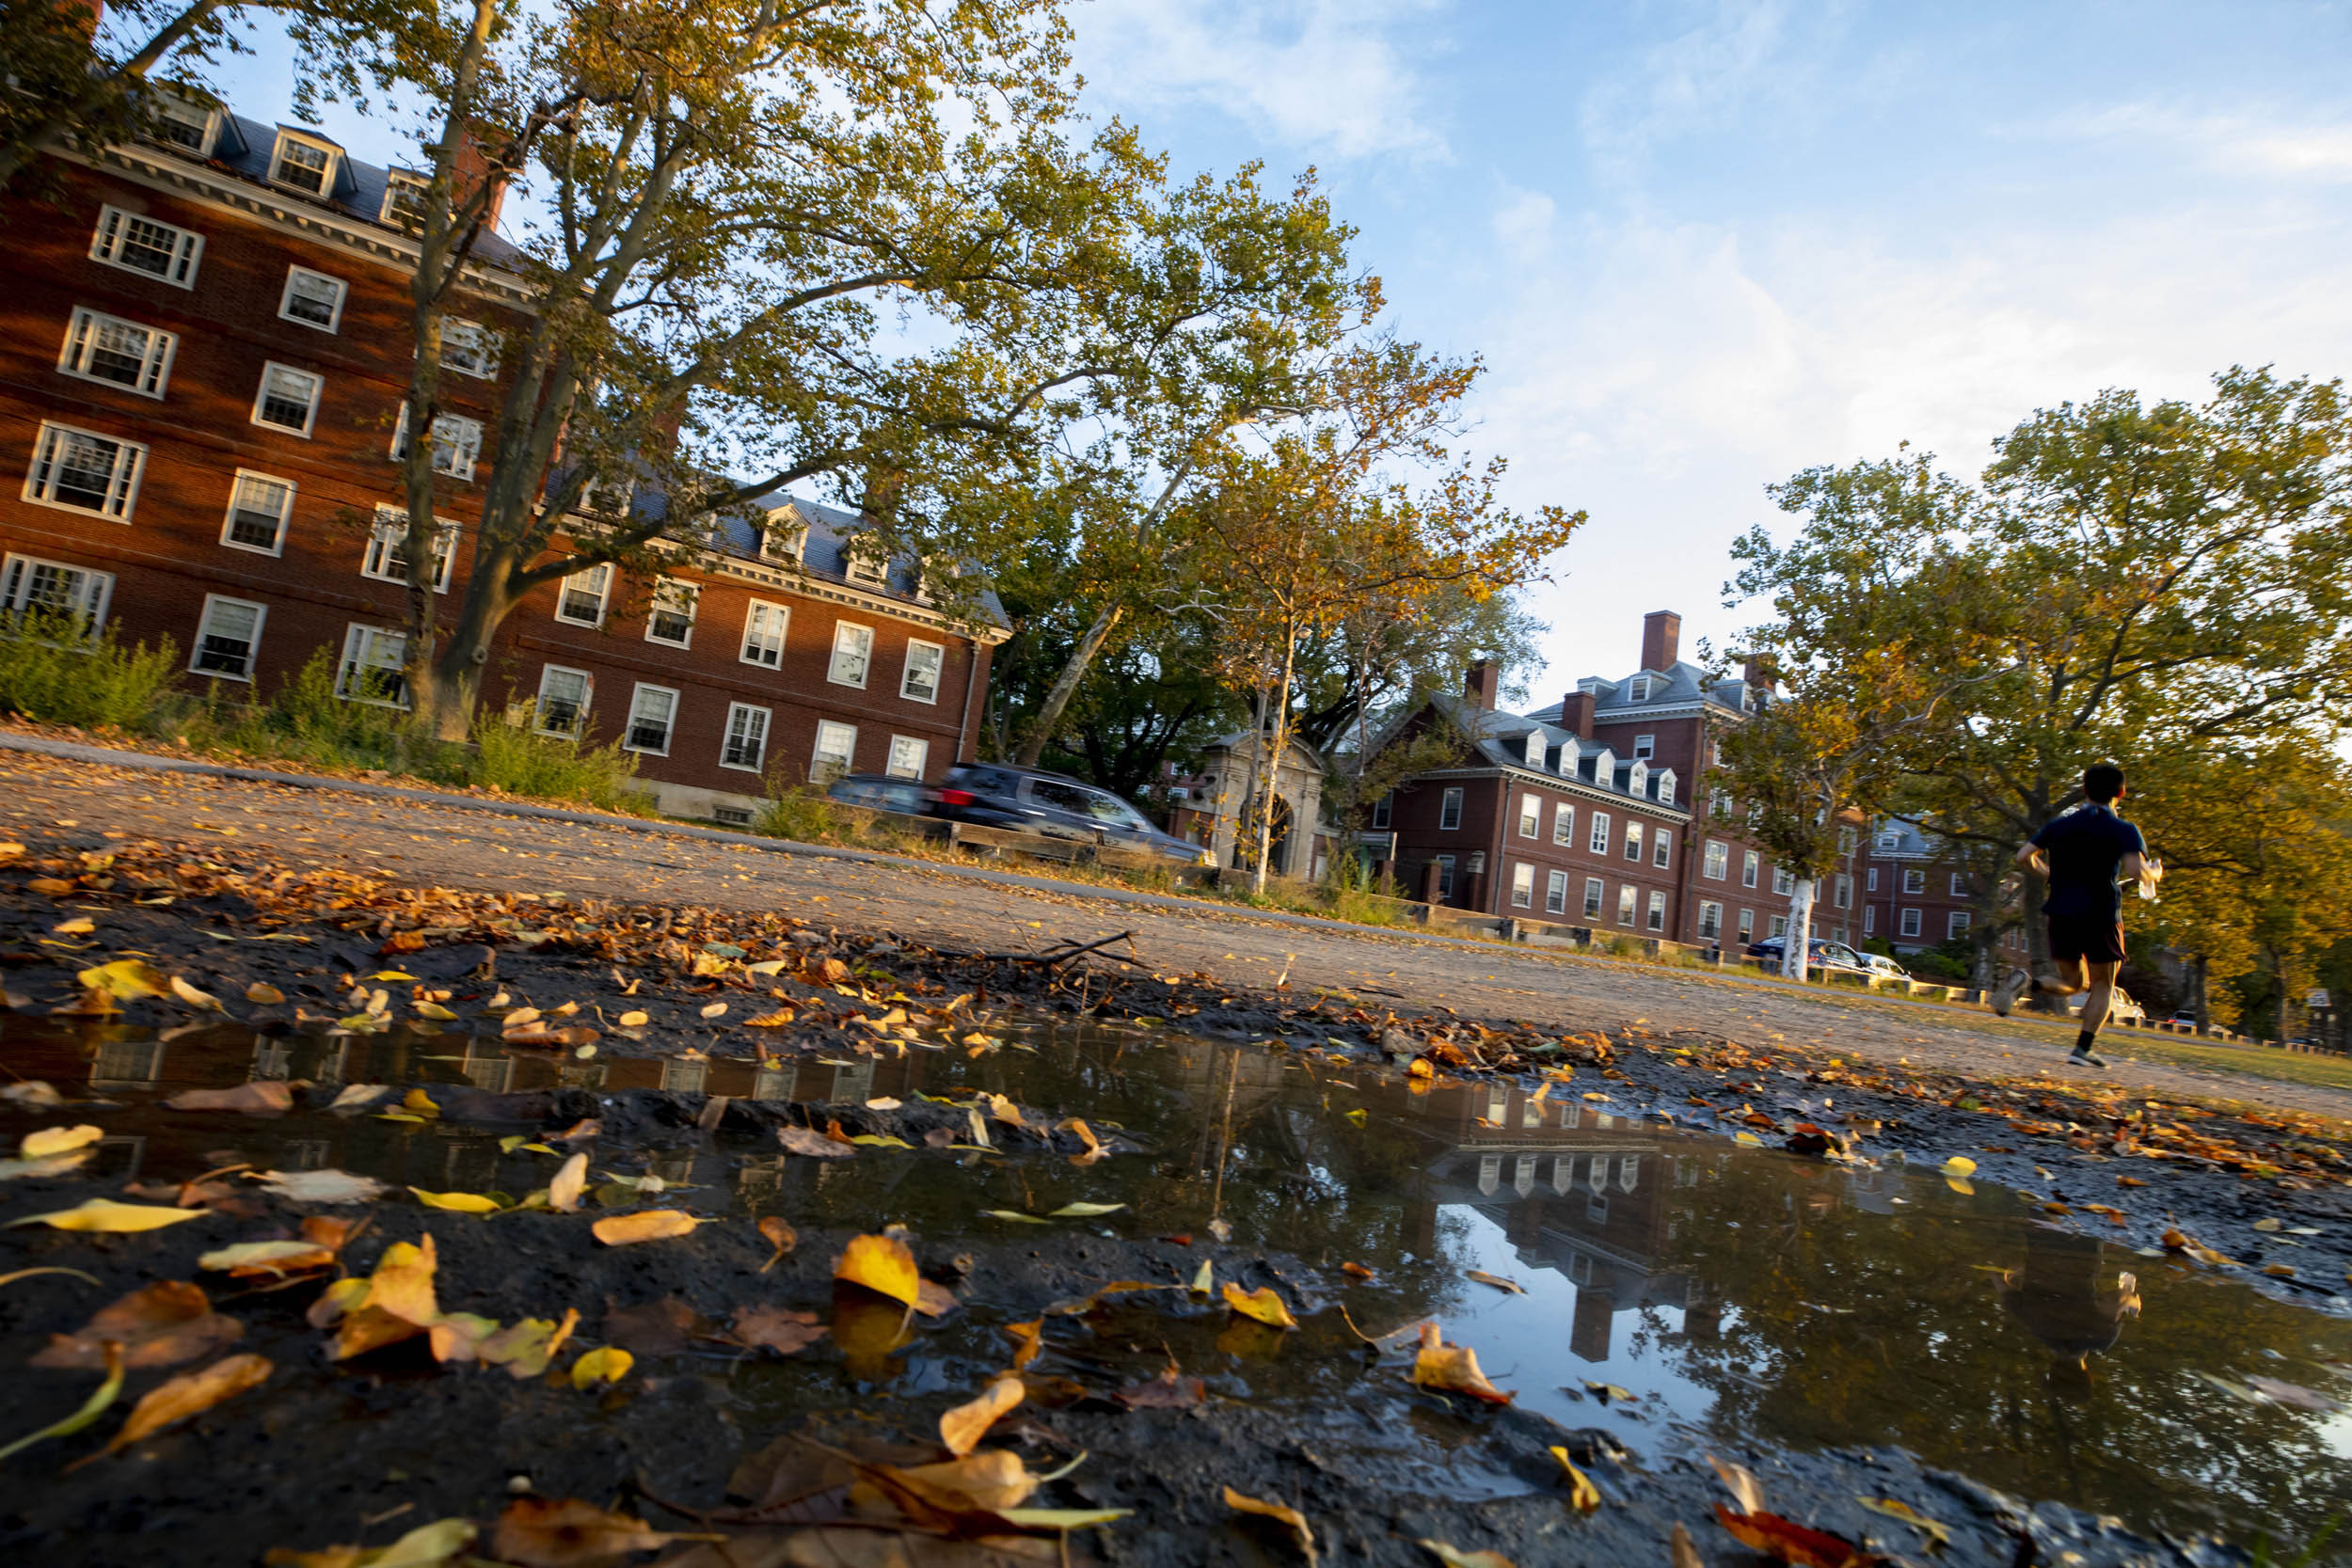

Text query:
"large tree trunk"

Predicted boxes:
[[1248, 625, 1300, 896], [1015, 602, 1122, 768], [422, 561, 516, 742], [1782, 878, 1816, 981]]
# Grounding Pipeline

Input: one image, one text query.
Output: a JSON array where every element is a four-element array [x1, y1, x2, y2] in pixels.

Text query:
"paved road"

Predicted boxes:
[[6, 736, 2345, 1118]]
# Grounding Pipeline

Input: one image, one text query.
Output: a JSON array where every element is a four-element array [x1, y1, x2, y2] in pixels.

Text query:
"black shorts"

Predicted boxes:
[[2047, 914, 2126, 964]]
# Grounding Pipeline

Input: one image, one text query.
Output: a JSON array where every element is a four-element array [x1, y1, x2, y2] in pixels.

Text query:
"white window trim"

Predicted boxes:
[[1864, 905, 1876, 935], [1546, 869, 1569, 915], [1632, 734, 1655, 759], [151, 95, 222, 158], [250, 360, 323, 438], [1654, 829, 1672, 868], [1510, 863, 1535, 909], [811, 720, 858, 783], [1624, 820, 1644, 861], [1518, 792, 1540, 839], [900, 637, 946, 705], [554, 562, 612, 627], [623, 683, 679, 756], [1699, 900, 1723, 939], [1617, 883, 1638, 927], [57, 307, 176, 398], [644, 577, 696, 649], [721, 703, 771, 774], [1588, 811, 1611, 854], [219, 468, 295, 557], [1948, 910, 1972, 938], [278, 266, 348, 333], [335, 624, 409, 708], [533, 664, 593, 737], [1704, 840, 1727, 880], [89, 205, 201, 288], [438, 318, 499, 379], [1439, 786, 1464, 832], [361, 507, 456, 593], [188, 594, 266, 683], [1899, 908, 1923, 939], [739, 599, 791, 668], [389, 404, 485, 481], [269, 129, 342, 195], [381, 171, 430, 228], [886, 734, 930, 780], [1647, 890, 1667, 931], [0, 553, 115, 628], [1583, 877, 1605, 919], [23, 420, 145, 522], [827, 621, 874, 689], [1552, 802, 1575, 846], [1742, 850, 1759, 888], [1902, 868, 1927, 895]]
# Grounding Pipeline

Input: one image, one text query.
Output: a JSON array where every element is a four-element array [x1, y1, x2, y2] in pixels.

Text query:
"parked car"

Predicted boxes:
[[1741, 935, 1875, 980], [1856, 952, 1910, 983], [825, 773, 938, 816], [2168, 1010, 2199, 1027], [930, 763, 1216, 866]]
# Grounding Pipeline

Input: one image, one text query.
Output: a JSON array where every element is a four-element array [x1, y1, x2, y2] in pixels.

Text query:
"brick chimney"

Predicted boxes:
[[1560, 689, 1596, 739], [1641, 610, 1681, 673], [1742, 653, 1777, 694], [451, 128, 508, 232], [1464, 660, 1499, 709]]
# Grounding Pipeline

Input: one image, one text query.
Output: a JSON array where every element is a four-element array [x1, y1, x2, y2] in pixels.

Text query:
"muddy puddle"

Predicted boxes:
[[6, 1015, 2351, 1554]]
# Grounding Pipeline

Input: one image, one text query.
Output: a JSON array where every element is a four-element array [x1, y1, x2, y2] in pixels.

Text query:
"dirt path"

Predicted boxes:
[[8, 739, 2348, 1120]]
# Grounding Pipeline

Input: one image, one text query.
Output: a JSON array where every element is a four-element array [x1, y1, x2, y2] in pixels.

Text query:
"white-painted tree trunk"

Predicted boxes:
[[1781, 877, 1817, 981]]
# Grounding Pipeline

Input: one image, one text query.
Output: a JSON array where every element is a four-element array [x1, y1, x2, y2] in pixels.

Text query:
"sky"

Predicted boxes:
[[202, 1, 2352, 706]]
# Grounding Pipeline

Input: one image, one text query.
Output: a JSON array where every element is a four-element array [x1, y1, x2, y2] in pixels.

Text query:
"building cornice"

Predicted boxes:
[[703, 551, 1009, 645], [1413, 765, 1693, 823]]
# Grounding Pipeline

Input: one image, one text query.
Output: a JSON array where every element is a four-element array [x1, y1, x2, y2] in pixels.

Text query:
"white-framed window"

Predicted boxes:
[[1588, 811, 1610, 854], [1552, 802, 1574, 846], [220, 470, 294, 555], [722, 704, 770, 772], [1625, 821, 1644, 861], [439, 319, 498, 378], [90, 205, 201, 287], [389, 404, 484, 480], [1772, 866, 1796, 896], [759, 513, 806, 562], [624, 684, 677, 754], [1546, 869, 1569, 915], [902, 639, 945, 704], [269, 130, 340, 195], [1435, 855, 1456, 898], [555, 562, 612, 626], [336, 624, 408, 706], [811, 720, 857, 783], [1950, 870, 1968, 896], [1518, 792, 1540, 838], [827, 622, 874, 688], [251, 361, 323, 436], [1647, 890, 1667, 931], [1372, 793, 1393, 831], [533, 665, 592, 737], [381, 171, 429, 228], [190, 594, 265, 681], [1899, 907, 1923, 939], [645, 578, 696, 647], [1510, 863, 1534, 909], [361, 507, 456, 592], [1704, 840, 1727, 879], [1438, 786, 1464, 831], [1656, 768, 1677, 806], [1948, 910, 1972, 939], [1902, 867, 1927, 895], [1867, 866, 1880, 892], [1833, 873, 1851, 910], [1771, 913, 1789, 937], [279, 266, 346, 331], [1629, 760, 1648, 798], [1698, 900, 1722, 940], [24, 422, 144, 520], [1654, 828, 1672, 868], [57, 307, 175, 396], [739, 600, 790, 668], [1632, 734, 1655, 759], [843, 544, 888, 586], [1628, 675, 1650, 701], [1583, 877, 1605, 918], [1864, 905, 1876, 935], [1737, 908, 1755, 942], [1742, 849, 1759, 888], [0, 555, 113, 629], [1522, 732, 1545, 768], [1877, 831, 1902, 851], [152, 96, 220, 156], [1616, 883, 1638, 927], [887, 735, 930, 780]]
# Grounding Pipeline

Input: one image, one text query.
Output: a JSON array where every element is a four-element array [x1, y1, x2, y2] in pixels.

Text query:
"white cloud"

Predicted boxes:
[[1071, 0, 1450, 161], [2034, 103, 2352, 182]]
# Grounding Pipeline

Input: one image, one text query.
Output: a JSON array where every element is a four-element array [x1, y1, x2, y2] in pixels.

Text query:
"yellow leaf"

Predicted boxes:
[[547, 1152, 587, 1213], [1221, 1282, 1298, 1330], [1004, 1319, 1043, 1370], [246, 982, 285, 1005], [1943, 1156, 1977, 1176], [1856, 1497, 1952, 1550], [492, 1496, 671, 1566], [743, 1010, 796, 1027], [1343, 1108, 1368, 1125], [502, 1006, 542, 1026], [169, 975, 224, 1011], [52, 918, 93, 935], [571, 1346, 632, 1389], [995, 1508, 1133, 1530], [0, 1338, 121, 1462], [1465, 1270, 1524, 1294], [1225, 1487, 1317, 1564], [5, 1197, 205, 1233], [199, 1241, 337, 1276], [591, 1210, 699, 1245], [1549, 1448, 1601, 1512], [21, 1125, 102, 1158], [409, 1187, 503, 1214], [700, 1002, 728, 1020], [414, 1001, 458, 1022], [834, 1231, 921, 1307], [940, 1374, 1025, 1456], [263, 1517, 476, 1568], [105, 1352, 272, 1453], [1191, 1259, 1213, 1296], [1733, 1132, 1764, 1147], [617, 1010, 649, 1028], [78, 959, 169, 1001], [1408, 1323, 1511, 1403], [476, 1309, 579, 1378]]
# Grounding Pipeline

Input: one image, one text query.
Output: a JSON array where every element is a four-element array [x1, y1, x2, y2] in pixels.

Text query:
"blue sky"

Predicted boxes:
[[205, 1, 2352, 702]]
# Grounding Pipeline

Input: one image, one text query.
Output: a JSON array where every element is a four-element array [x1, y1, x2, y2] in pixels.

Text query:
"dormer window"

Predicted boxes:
[[382, 172, 430, 228], [1522, 732, 1544, 768], [843, 544, 888, 587], [1628, 675, 1651, 702], [1629, 761, 1648, 798], [1656, 768, 1677, 806], [270, 131, 339, 196], [1593, 748, 1614, 780], [152, 96, 219, 157], [1876, 831, 1901, 852], [760, 513, 806, 562]]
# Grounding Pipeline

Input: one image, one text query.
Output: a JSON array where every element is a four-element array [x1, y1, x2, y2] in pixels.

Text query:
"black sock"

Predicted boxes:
[[2074, 1030, 2096, 1054]]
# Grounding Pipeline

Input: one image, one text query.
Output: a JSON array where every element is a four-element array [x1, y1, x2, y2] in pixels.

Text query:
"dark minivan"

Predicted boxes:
[[931, 763, 1214, 866]]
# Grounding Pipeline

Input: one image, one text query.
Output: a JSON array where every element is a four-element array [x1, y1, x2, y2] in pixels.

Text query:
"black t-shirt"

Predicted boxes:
[[2031, 803, 2147, 919]]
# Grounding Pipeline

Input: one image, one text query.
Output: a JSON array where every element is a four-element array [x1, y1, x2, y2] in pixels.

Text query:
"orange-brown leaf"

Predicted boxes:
[[103, 1352, 272, 1453], [940, 1374, 1025, 1456], [33, 1280, 242, 1370], [490, 1497, 673, 1568], [1712, 1506, 1878, 1568], [591, 1210, 698, 1246]]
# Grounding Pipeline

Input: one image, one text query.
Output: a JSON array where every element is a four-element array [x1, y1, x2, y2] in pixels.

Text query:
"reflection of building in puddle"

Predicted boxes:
[[249, 1035, 294, 1082], [752, 1064, 799, 1102], [646, 1148, 697, 1186], [90, 1035, 167, 1090], [280, 1137, 333, 1172], [1844, 1166, 1900, 1216], [736, 1154, 787, 1203], [558, 1061, 607, 1089], [458, 1043, 516, 1093], [660, 1058, 708, 1095], [308, 1038, 353, 1086]]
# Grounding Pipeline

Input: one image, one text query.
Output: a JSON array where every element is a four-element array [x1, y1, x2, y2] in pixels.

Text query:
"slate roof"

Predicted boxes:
[[1432, 695, 1681, 808], [716, 491, 1008, 629], [1519, 658, 1757, 725]]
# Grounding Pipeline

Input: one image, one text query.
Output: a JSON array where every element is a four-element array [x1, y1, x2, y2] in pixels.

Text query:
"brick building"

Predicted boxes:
[[0, 102, 1004, 823]]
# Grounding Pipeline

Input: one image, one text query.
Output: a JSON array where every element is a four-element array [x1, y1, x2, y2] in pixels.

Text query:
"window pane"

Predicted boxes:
[[194, 600, 260, 677], [257, 367, 317, 430], [886, 736, 928, 779], [226, 474, 291, 550], [627, 688, 675, 751], [902, 641, 943, 700], [723, 705, 769, 769], [829, 624, 871, 685]]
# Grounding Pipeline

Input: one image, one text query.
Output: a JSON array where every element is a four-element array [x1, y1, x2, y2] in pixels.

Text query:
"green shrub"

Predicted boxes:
[[183, 651, 439, 775], [0, 610, 181, 730], [469, 707, 651, 815], [755, 775, 847, 841]]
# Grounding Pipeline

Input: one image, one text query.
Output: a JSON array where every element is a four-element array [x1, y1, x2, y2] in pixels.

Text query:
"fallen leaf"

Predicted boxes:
[[1221, 1282, 1298, 1330], [941, 1374, 1025, 1456], [2244, 1376, 2343, 1412], [1004, 1319, 1044, 1370], [1582, 1380, 1636, 1403], [778, 1125, 854, 1159], [165, 1081, 293, 1115], [592, 1211, 699, 1245], [1549, 1447, 1601, 1511], [0, 1339, 121, 1463], [914, 1277, 960, 1319], [169, 975, 226, 1012], [1465, 1270, 1524, 1295], [263, 1518, 476, 1568], [758, 1214, 796, 1272], [414, 1001, 458, 1022], [2251, 1216, 2283, 1233], [700, 1002, 728, 1020], [553, 1118, 600, 1143], [743, 1010, 796, 1027], [617, 1010, 650, 1027], [1856, 1497, 1951, 1550], [1418, 1544, 1513, 1568], [103, 1352, 272, 1454], [476, 1310, 580, 1377], [1671, 1523, 1704, 1568], [320, 1235, 442, 1359], [22, 1124, 102, 1158], [835, 1231, 922, 1307], [730, 1306, 827, 1355], [1225, 1487, 1317, 1564], [5, 1197, 206, 1232], [981, 1210, 1052, 1224], [490, 1496, 673, 1568], [257, 1169, 387, 1204], [570, 1346, 632, 1389], [547, 1152, 588, 1213], [409, 1187, 504, 1214], [1340, 1262, 1375, 1281], [34, 1280, 243, 1370], [1941, 1156, 1976, 1176], [1712, 1506, 1874, 1568], [245, 982, 285, 1006], [199, 1241, 337, 1279], [1708, 1452, 1765, 1514], [1409, 1323, 1509, 1403], [78, 958, 169, 1000], [1047, 1201, 1126, 1218], [859, 1449, 1038, 1515]]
